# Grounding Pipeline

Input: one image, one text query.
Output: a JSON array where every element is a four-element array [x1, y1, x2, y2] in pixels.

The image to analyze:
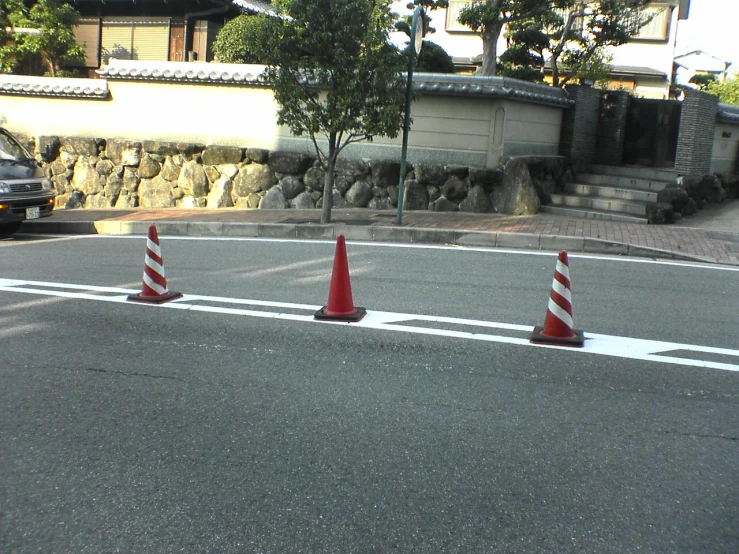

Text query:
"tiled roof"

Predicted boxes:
[[543, 60, 667, 79], [718, 103, 739, 122], [96, 60, 270, 86], [231, 0, 279, 16], [414, 73, 573, 107], [95, 60, 572, 107], [0, 74, 109, 99]]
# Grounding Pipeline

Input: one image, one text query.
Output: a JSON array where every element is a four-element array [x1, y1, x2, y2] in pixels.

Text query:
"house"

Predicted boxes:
[[68, 0, 272, 75], [390, 0, 691, 99], [673, 50, 733, 87]]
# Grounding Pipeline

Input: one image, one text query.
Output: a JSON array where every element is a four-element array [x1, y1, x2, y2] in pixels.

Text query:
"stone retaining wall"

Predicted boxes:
[[31, 136, 573, 215]]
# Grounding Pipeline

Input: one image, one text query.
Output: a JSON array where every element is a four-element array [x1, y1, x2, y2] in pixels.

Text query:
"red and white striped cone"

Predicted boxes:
[[127, 224, 182, 304], [530, 250, 584, 346]]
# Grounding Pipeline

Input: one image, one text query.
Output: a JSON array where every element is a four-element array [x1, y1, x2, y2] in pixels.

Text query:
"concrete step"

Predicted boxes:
[[588, 164, 678, 183], [549, 193, 648, 217], [578, 173, 672, 192], [539, 205, 648, 224], [564, 182, 658, 203]]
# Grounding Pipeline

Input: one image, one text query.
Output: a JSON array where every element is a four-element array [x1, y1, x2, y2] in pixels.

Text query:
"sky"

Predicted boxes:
[[675, 0, 739, 74]]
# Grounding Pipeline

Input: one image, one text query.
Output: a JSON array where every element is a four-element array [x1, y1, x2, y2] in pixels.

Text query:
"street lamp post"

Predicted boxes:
[[395, 6, 423, 225]]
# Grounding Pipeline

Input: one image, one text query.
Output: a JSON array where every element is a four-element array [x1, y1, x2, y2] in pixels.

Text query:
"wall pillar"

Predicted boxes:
[[675, 88, 719, 176], [559, 85, 601, 171], [594, 90, 630, 166]]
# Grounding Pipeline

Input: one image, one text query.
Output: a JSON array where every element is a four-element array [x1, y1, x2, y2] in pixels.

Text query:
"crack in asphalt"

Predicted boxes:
[[667, 430, 738, 441], [83, 367, 186, 382]]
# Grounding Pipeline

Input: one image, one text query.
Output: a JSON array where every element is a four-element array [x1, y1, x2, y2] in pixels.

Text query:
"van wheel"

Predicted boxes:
[[0, 222, 22, 236]]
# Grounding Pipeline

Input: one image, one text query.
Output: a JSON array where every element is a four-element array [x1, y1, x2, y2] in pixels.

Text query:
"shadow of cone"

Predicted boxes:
[[314, 234, 366, 322], [530, 250, 584, 346], [127, 224, 183, 304]]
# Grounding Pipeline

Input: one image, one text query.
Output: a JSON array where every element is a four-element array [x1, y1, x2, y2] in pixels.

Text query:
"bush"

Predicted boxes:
[[213, 15, 266, 64], [706, 75, 739, 105], [406, 40, 455, 74]]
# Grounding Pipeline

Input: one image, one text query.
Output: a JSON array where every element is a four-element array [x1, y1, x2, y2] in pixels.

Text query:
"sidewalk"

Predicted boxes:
[[20, 200, 739, 266]]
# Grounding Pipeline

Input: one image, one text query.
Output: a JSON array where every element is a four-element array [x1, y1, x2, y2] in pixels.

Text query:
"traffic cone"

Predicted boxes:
[[127, 224, 183, 304], [530, 250, 584, 346], [314, 234, 366, 322]]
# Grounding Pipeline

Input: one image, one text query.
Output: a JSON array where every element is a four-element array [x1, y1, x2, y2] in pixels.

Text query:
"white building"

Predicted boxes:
[[391, 0, 692, 99]]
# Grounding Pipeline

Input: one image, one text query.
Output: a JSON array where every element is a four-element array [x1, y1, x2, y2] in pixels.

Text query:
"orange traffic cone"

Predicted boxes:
[[127, 224, 183, 304], [314, 234, 366, 322], [530, 250, 584, 346]]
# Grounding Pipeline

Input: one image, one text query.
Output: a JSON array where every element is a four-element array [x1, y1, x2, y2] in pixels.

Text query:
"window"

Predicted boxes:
[[629, 5, 672, 41], [72, 19, 101, 68], [445, 1, 474, 33], [101, 19, 170, 63]]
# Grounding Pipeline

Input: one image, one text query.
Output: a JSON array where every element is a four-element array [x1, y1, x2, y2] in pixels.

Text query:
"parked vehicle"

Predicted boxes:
[[0, 128, 55, 235]]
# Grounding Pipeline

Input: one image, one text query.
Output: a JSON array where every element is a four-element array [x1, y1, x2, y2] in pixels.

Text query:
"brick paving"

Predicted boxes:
[[38, 204, 739, 266]]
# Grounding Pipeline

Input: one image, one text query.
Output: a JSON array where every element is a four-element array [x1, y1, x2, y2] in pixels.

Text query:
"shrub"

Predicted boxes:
[[213, 15, 267, 64], [406, 40, 455, 73]]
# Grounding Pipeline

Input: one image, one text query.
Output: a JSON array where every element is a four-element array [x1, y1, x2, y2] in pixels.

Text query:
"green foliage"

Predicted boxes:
[[407, 40, 455, 73], [457, 0, 568, 75], [498, 26, 549, 82], [455, 0, 650, 80], [1, 0, 84, 76], [259, 0, 406, 223], [549, 0, 651, 87], [689, 73, 718, 91], [212, 14, 269, 64], [706, 75, 739, 105], [0, 1, 23, 73]]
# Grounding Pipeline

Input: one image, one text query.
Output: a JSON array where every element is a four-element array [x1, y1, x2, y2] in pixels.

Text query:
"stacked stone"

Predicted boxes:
[[40, 136, 571, 215]]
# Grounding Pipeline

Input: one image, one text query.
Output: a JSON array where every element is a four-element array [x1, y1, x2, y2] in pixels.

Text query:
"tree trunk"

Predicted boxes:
[[320, 135, 337, 224], [479, 23, 503, 77], [551, 56, 560, 87]]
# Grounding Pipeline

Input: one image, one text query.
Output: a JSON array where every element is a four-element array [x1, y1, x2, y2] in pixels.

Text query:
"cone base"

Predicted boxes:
[[127, 290, 183, 304], [314, 306, 366, 322], [530, 326, 585, 347]]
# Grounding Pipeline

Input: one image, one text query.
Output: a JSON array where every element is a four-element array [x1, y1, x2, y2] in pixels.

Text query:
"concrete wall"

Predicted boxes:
[[0, 61, 569, 170], [712, 104, 739, 174]]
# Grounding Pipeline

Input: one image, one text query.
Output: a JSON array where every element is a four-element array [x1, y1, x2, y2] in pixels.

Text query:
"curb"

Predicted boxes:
[[20, 219, 720, 265]]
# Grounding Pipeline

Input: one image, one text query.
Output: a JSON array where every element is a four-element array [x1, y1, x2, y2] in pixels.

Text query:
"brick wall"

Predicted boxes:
[[675, 88, 718, 176], [559, 85, 601, 170], [594, 90, 630, 166]]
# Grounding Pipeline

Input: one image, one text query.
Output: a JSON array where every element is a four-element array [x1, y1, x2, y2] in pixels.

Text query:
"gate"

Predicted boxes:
[[623, 98, 681, 168]]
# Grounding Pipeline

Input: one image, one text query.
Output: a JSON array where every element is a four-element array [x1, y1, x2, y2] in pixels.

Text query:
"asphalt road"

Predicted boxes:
[[1, 234, 737, 553]]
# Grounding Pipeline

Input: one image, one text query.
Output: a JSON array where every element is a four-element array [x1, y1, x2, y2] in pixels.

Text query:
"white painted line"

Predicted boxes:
[[28, 234, 738, 272], [1, 278, 737, 372]]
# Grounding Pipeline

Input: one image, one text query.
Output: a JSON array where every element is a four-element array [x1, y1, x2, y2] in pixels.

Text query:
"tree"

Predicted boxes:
[[456, 0, 649, 80], [546, 0, 651, 87], [409, 40, 455, 73], [689, 73, 718, 91], [457, 0, 566, 76], [258, 0, 406, 224], [706, 75, 739, 106], [213, 14, 268, 64], [0, 0, 27, 73], [1, 0, 84, 76]]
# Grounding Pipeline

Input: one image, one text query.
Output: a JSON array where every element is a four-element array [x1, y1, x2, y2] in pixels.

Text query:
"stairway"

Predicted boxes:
[[539, 164, 679, 223]]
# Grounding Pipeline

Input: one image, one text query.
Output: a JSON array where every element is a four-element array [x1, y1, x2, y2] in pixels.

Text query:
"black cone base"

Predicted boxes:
[[127, 291, 183, 304], [314, 306, 367, 322], [530, 326, 585, 347]]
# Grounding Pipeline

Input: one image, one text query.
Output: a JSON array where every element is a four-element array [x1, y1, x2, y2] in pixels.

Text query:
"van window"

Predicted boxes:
[[0, 131, 30, 161]]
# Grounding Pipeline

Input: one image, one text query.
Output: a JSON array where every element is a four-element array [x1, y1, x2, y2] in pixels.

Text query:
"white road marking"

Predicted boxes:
[[1, 277, 737, 372], [19, 234, 738, 272]]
